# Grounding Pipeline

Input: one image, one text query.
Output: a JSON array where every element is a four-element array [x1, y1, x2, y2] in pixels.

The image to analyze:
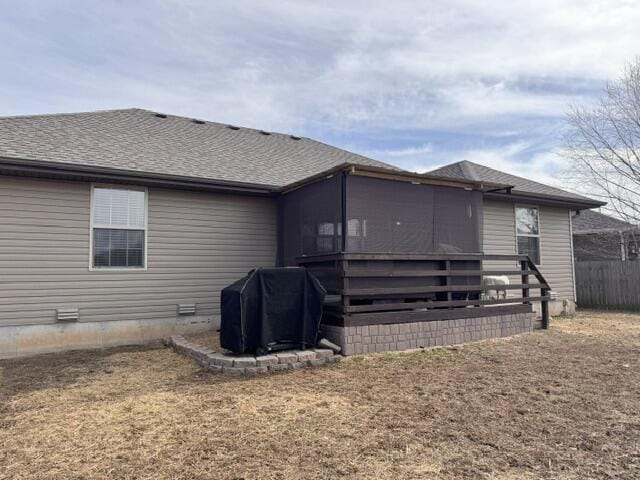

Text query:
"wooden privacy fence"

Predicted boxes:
[[575, 260, 640, 310]]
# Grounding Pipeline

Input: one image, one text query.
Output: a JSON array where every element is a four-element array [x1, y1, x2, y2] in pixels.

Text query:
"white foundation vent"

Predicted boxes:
[[178, 303, 196, 316], [56, 308, 79, 322]]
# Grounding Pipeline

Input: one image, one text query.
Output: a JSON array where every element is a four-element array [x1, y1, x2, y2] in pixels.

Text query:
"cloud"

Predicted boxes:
[[0, 0, 639, 182], [439, 145, 569, 187], [367, 143, 434, 158], [362, 139, 569, 185]]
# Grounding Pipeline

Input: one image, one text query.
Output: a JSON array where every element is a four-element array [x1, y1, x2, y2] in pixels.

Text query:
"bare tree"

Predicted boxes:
[[565, 59, 640, 226]]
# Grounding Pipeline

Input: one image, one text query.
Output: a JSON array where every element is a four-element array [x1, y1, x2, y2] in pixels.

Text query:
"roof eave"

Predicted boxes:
[[0, 156, 278, 196], [279, 163, 510, 193], [485, 190, 606, 209]]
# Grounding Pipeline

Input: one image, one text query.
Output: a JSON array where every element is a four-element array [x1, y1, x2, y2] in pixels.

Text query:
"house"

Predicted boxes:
[[0, 109, 604, 358], [572, 209, 639, 261]]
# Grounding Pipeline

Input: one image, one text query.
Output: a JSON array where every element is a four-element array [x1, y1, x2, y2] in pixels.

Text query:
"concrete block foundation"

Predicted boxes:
[[0, 315, 216, 359], [320, 312, 535, 356]]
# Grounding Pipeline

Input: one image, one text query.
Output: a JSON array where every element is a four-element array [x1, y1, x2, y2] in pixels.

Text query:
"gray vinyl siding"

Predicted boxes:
[[538, 205, 576, 301], [482, 200, 520, 297], [482, 199, 575, 301], [0, 175, 277, 327]]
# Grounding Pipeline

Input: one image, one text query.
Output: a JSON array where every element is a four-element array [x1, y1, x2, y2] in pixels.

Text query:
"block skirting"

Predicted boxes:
[[321, 312, 534, 356]]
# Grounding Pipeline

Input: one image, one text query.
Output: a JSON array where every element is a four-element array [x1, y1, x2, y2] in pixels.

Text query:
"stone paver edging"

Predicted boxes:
[[167, 335, 342, 375]]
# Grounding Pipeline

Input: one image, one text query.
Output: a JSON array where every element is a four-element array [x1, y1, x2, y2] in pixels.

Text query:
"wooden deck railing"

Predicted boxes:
[[297, 252, 551, 329]]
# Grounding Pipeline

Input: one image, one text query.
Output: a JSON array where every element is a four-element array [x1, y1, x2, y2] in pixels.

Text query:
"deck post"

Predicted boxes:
[[521, 260, 530, 304], [541, 288, 550, 329], [526, 257, 551, 330], [445, 260, 452, 305], [342, 258, 350, 311]]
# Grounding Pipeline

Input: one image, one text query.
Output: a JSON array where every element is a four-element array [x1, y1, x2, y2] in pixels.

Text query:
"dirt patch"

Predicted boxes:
[[184, 330, 222, 350], [1, 310, 639, 479]]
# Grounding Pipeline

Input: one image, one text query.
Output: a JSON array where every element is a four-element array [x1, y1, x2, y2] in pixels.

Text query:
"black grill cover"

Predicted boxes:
[[220, 267, 326, 354]]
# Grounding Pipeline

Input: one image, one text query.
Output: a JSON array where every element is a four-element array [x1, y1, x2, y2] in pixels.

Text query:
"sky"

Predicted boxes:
[[0, 0, 639, 187]]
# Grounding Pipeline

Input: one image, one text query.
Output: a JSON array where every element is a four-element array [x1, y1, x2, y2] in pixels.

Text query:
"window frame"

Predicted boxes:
[[89, 184, 148, 271], [515, 205, 541, 265]]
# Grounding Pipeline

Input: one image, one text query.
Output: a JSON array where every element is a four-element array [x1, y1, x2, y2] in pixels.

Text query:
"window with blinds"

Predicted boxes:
[[91, 186, 147, 269], [515, 206, 540, 265]]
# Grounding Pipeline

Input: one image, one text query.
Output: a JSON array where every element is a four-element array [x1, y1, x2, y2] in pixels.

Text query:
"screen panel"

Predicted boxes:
[[345, 176, 482, 254], [278, 174, 343, 266], [433, 186, 483, 253], [346, 175, 434, 253]]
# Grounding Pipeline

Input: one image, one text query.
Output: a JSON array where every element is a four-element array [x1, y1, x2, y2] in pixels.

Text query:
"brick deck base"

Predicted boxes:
[[321, 312, 535, 356]]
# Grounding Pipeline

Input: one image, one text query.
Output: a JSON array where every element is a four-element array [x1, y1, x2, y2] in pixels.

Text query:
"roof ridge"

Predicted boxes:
[[0, 107, 316, 141], [0, 107, 398, 188], [458, 160, 480, 181], [303, 137, 402, 172], [428, 159, 603, 205], [145, 110, 303, 138], [454, 159, 580, 196], [0, 107, 148, 121]]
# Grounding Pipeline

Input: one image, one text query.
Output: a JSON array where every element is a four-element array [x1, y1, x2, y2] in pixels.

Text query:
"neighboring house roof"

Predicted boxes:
[[0, 108, 397, 189], [572, 209, 637, 234], [428, 160, 602, 207]]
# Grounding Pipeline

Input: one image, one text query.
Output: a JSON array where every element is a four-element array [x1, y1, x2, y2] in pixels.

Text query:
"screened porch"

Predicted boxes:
[[277, 165, 550, 328]]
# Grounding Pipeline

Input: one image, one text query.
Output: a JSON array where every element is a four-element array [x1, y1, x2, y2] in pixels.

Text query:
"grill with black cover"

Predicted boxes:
[[220, 267, 326, 355]]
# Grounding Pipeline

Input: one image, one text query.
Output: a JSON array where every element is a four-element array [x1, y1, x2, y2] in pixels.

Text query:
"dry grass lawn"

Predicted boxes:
[[1, 310, 639, 479]]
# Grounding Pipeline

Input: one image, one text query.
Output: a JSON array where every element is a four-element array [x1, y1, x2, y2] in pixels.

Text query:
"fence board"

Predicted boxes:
[[575, 260, 640, 310]]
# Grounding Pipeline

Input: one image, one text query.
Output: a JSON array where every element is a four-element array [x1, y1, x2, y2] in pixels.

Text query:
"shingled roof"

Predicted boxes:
[[0, 109, 608, 206], [572, 209, 637, 234], [428, 160, 600, 205], [0, 108, 396, 189]]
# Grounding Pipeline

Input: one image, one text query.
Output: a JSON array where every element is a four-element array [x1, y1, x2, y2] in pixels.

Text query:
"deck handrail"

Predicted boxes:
[[297, 252, 531, 262], [298, 252, 552, 329]]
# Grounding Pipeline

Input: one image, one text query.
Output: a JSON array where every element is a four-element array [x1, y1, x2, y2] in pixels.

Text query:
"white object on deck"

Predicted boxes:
[[482, 275, 510, 300]]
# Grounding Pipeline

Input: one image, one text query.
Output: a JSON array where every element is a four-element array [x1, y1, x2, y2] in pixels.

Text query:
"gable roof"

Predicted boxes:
[[428, 160, 603, 207], [572, 209, 637, 234], [0, 108, 397, 190]]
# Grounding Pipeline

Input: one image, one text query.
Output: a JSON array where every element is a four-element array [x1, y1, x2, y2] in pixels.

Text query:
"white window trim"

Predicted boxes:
[[89, 184, 149, 272], [515, 204, 541, 265]]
